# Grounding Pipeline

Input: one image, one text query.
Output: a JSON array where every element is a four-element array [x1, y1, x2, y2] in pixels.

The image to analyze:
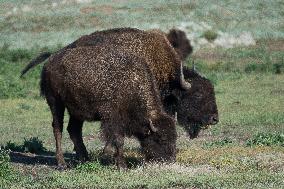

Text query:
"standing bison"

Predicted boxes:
[[40, 46, 176, 168], [21, 27, 218, 166], [22, 28, 218, 137]]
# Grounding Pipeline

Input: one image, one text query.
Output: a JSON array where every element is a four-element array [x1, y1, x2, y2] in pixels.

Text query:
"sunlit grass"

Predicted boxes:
[[1, 0, 284, 49], [0, 0, 284, 187]]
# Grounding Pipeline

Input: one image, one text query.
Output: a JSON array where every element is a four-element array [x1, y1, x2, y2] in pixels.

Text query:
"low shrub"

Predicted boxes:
[[202, 30, 218, 42], [3, 141, 24, 152], [23, 137, 47, 154], [2, 137, 47, 154], [246, 133, 284, 147]]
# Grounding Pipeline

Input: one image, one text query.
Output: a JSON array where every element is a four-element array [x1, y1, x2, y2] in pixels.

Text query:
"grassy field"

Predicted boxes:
[[1, 0, 284, 188], [1, 0, 284, 49]]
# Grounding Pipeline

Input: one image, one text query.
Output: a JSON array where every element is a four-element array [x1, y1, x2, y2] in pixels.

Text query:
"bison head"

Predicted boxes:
[[167, 29, 193, 61], [164, 66, 218, 139], [138, 114, 176, 162]]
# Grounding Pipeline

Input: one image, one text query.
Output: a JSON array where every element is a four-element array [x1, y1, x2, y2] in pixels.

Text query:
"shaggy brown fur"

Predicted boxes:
[[67, 28, 192, 95], [22, 28, 217, 139], [41, 46, 176, 168], [22, 28, 191, 97]]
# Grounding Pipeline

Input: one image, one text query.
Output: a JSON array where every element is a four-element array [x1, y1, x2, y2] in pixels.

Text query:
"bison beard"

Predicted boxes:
[[40, 47, 177, 168]]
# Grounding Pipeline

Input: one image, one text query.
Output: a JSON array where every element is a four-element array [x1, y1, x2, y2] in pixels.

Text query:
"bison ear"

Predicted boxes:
[[167, 29, 179, 48]]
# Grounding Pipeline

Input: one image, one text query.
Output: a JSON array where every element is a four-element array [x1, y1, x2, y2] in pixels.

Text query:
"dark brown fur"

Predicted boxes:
[[58, 28, 216, 138], [41, 46, 176, 168], [67, 28, 191, 97], [22, 28, 191, 96], [164, 66, 218, 138], [22, 28, 217, 139]]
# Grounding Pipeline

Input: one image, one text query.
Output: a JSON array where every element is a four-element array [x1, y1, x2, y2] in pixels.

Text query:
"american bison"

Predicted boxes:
[[40, 46, 176, 168], [164, 66, 218, 138], [22, 27, 218, 138]]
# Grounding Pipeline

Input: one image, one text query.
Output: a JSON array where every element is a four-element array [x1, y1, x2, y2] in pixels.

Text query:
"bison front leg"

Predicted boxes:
[[101, 121, 127, 169], [47, 96, 66, 169], [67, 116, 89, 162], [113, 135, 127, 169]]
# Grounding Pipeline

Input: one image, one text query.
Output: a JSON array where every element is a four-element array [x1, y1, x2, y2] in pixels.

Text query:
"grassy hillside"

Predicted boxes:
[[0, 0, 284, 188], [1, 0, 284, 49]]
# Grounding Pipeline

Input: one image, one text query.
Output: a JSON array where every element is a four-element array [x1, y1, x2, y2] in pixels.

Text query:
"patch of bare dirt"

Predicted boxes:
[[257, 39, 284, 52], [192, 50, 226, 63], [80, 5, 114, 15], [90, 16, 102, 26], [80, 6, 96, 14]]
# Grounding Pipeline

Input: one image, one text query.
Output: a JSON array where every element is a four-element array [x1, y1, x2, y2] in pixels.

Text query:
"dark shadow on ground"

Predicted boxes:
[[6, 138, 143, 169], [9, 150, 143, 169], [9, 151, 75, 167]]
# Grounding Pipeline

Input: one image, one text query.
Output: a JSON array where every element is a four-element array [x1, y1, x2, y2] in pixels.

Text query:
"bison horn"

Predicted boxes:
[[180, 63, 191, 90], [191, 61, 207, 79], [149, 119, 158, 132], [192, 61, 196, 72]]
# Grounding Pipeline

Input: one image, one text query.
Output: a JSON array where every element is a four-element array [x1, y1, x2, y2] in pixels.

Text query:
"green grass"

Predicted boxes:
[[0, 44, 284, 188], [1, 0, 284, 49], [0, 0, 284, 188], [246, 133, 284, 147]]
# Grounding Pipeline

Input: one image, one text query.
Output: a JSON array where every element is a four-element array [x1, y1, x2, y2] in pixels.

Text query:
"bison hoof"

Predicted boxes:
[[116, 159, 127, 170], [56, 164, 68, 171], [75, 153, 89, 163], [102, 146, 114, 156]]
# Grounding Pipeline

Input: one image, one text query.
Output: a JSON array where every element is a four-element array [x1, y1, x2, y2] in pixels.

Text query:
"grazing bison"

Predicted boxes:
[[164, 66, 218, 138], [40, 46, 176, 168], [101, 65, 218, 155], [21, 27, 218, 140]]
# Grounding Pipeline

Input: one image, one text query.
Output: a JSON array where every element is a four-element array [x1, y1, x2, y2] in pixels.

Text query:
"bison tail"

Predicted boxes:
[[20, 52, 52, 77]]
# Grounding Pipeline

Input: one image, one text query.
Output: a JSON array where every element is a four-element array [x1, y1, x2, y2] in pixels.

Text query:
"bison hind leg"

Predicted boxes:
[[46, 95, 66, 169], [67, 115, 89, 162]]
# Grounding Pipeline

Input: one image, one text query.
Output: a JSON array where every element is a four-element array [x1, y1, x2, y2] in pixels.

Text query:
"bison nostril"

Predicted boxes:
[[212, 116, 218, 124], [209, 115, 218, 125]]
